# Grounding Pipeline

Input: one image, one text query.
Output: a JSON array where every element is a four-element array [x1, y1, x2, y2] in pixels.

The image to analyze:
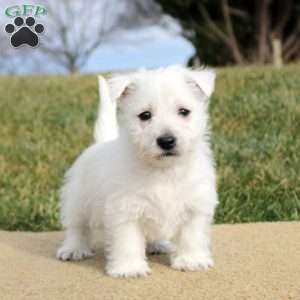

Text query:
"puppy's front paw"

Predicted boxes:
[[106, 260, 151, 278], [171, 253, 214, 271], [56, 246, 95, 261]]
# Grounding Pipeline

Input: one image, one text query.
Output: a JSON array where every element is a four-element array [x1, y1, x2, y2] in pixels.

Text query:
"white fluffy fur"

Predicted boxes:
[[57, 66, 218, 278]]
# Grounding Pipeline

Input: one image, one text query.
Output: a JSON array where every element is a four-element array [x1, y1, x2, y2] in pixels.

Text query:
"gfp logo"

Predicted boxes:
[[4, 5, 47, 48]]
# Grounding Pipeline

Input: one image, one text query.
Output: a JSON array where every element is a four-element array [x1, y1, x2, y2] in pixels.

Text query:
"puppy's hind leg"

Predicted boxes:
[[57, 226, 95, 261], [57, 169, 95, 261]]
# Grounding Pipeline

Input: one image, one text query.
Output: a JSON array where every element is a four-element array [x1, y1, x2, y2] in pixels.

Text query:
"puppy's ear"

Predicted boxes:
[[106, 75, 135, 101], [186, 69, 216, 98]]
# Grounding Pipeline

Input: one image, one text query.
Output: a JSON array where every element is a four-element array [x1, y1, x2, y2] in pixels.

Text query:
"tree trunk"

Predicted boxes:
[[256, 0, 270, 63]]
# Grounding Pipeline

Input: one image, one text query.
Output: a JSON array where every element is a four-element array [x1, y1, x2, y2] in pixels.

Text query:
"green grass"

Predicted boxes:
[[0, 66, 299, 231]]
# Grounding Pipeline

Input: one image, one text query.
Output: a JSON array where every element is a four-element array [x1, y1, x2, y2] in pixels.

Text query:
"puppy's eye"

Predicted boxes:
[[138, 111, 152, 121], [178, 108, 191, 117]]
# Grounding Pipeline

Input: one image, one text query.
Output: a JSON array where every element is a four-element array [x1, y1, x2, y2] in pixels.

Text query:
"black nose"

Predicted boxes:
[[156, 135, 177, 150]]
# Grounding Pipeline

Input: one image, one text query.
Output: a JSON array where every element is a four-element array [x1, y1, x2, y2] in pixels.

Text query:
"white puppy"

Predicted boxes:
[[57, 66, 218, 278]]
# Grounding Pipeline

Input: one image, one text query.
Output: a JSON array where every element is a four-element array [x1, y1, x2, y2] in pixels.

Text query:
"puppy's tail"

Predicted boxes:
[[93, 75, 119, 144]]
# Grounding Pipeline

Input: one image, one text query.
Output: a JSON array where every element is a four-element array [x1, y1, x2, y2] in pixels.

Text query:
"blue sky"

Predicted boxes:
[[83, 35, 194, 72]]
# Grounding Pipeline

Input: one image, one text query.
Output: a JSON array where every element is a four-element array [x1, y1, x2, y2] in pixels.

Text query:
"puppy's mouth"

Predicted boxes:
[[158, 151, 178, 158]]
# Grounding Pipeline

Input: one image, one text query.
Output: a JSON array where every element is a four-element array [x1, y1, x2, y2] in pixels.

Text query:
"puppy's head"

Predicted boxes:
[[106, 66, 215, 167]]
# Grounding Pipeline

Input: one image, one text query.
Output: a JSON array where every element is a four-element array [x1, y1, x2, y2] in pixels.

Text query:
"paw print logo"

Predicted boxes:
[[5, 16, 44, 48]]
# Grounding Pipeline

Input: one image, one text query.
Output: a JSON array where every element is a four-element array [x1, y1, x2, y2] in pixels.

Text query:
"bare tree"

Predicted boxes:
[[40, 0, 164, 72], [0, 0, 174, 74]]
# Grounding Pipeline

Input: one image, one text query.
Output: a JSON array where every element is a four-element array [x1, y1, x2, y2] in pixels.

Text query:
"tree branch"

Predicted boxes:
[[198, 4, 230, 44], [283, 19, 300, 52], [222, 0, 245, 64], [283, 39, 300, 61]]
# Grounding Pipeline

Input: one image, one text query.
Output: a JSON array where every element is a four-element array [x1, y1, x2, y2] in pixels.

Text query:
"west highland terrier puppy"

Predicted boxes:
[[57, 66, 218, 278]]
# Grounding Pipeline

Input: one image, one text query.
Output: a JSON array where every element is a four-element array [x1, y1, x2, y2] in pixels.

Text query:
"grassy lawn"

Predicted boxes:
[[0, 66, 299, 231]]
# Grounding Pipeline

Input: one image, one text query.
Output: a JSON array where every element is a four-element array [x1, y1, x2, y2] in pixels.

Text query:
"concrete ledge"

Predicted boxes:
[[1, 222, 299, 300]]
